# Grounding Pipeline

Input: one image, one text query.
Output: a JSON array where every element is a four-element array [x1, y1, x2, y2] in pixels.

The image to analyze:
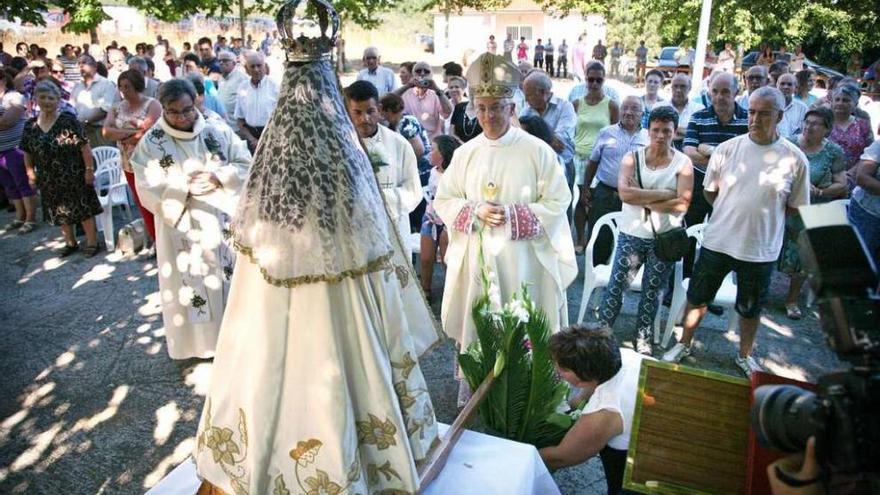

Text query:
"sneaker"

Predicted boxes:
[[734, 355, 762, 377], [662, 343, 691, 363]]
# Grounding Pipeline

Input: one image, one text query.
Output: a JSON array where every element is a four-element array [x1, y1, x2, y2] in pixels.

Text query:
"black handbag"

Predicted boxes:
[[635, 149, 688, 262]]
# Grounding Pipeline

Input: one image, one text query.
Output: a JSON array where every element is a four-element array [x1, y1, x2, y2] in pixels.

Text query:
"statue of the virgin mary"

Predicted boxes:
[[193, 1, 442, 493]]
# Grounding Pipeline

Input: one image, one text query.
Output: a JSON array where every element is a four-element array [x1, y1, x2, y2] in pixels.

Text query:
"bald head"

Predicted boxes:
[[710, 72, 738, 116], [523, 71, 553, 112], [619, 95, 643, 131]]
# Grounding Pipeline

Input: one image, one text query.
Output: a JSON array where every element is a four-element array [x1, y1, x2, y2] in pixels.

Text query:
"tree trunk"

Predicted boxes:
[[89, 28, 99, 45], [239, 0, 246, 42]]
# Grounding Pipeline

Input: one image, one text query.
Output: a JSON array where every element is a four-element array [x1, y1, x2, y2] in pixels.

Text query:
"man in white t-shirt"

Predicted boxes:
[[663, 87, 809, 376], [541, 324, 650, 495]]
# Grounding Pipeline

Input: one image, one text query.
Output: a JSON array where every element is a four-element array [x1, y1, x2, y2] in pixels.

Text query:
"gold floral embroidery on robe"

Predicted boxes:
[[390, 353, 416, 380], [356, 414, 398, 450], [197, 399, 250, 495]]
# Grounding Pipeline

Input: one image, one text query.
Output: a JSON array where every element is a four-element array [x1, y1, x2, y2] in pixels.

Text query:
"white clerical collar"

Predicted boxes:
[[483, 126, 518, 147], [160, 112, 206, 140]]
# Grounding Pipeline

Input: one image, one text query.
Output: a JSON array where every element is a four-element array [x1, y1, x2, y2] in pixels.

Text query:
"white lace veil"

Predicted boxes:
[[230, 59, 396, 287]]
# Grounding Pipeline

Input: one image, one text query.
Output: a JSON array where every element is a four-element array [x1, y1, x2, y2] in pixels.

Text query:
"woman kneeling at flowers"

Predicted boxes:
[[540, 324, 650, 495]]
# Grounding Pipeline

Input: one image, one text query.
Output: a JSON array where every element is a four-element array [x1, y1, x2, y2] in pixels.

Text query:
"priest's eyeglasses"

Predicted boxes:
[[164, 106, 198, 119]]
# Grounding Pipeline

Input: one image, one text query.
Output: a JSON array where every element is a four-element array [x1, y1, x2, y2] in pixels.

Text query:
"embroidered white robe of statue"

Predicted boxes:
[[434, 126, 578, 348], [364, 125, 422, 258], [131, 114, 251, 359]]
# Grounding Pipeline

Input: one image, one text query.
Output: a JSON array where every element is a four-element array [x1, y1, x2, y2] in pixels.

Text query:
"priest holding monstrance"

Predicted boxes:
[[433, 53, 578, 401], [193, 1, 441, 493]]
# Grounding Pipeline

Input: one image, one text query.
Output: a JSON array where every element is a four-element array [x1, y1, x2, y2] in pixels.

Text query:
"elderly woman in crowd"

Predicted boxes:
[[103, 69, 161, 245], [395, 61, 453, 139], [573, 61, 620, 252], [850, 140, 880, 267], [596, 106, 693, 355], [447, 77, 483, 143], [21, 80, 102, 256], [0, 69, 39, 234], [130, 78, 251, 359], [828, 84, 874, 189], [419, 134, 459, 299], [794, 69, 818, 107], [780, 107, 847, 319], [540, 324, 649, 495]]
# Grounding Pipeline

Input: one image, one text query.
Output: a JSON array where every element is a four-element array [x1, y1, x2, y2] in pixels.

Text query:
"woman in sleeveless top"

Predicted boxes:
[[573, 61, 619, 251], [597, 106, 693, 356], [103, 70, 161, 245]]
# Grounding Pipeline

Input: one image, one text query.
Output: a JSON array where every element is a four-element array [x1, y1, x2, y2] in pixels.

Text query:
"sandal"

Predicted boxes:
[[57, 243, 79, 257], [574, 244, 586, 255], [785, 304, 803, 320], [17, 221, 38, 235], [82, 244, 102, 258], [4, 219, 24, 230]]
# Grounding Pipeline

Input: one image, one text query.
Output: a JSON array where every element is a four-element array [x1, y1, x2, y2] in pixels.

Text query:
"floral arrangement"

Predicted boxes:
[[456, 227, 575, 448]]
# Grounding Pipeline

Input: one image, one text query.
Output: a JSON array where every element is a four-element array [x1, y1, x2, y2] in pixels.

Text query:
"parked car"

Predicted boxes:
[[740, 51, 844, 88], [655, 46, 695, 81]]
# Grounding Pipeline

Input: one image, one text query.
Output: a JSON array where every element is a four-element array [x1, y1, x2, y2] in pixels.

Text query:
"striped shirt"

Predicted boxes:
[[59, 56, 81, 85], [0, 91, 25, 152], [683, 104, 748, 173]]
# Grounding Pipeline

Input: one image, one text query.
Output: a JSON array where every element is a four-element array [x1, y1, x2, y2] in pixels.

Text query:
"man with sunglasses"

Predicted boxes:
[[395, 61, 452, 139], [355, 46, 397, 96]]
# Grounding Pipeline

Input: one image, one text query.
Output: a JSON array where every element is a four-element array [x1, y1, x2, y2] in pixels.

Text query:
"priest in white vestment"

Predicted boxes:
[[130, 79, 251, 360], [434, 52, 578, 354], [345, 80, 422, 259], [192, 10, 442, 494]]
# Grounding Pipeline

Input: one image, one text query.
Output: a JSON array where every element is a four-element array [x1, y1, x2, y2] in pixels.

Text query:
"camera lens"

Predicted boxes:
[[751, 385, 821, 453]]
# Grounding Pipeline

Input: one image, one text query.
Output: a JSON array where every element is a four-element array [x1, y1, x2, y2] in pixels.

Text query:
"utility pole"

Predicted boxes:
[[691, 0, 712, 95]]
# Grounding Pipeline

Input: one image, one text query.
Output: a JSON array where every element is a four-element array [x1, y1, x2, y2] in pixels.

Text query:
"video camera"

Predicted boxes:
[[751, 207, 880, 492]]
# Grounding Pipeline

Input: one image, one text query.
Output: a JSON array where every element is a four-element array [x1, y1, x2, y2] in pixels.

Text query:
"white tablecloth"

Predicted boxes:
[[145, 423, 560, 495]]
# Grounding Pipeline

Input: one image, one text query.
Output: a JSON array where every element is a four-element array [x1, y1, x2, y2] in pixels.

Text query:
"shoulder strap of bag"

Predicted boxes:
[[635, 149, 660, 238]]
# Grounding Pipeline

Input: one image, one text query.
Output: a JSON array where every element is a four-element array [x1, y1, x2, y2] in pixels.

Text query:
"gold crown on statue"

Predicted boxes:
[[276, 0, 339, 63]]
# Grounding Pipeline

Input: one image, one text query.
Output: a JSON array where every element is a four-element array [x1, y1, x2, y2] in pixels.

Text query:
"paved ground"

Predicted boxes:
[[0, 199, 842, 494]]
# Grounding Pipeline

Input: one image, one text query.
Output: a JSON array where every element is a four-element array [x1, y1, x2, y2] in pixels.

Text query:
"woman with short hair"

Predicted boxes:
[[828, 84, 874, 189], [541, 324, 649, 495], [0, 68, 37, 233], [780, 107, 847, 319], [103, 69, 162, 244], [21, 80, 102, 256], [597, 106, 693, 355]]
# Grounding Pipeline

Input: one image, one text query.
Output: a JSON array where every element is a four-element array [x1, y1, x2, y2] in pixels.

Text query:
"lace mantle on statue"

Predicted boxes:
[[231, 59, 395, 287]]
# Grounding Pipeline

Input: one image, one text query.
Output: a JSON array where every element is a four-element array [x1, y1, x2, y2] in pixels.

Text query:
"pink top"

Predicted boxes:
[[402, 88, 448, 140], [113, 97, 156, 172]]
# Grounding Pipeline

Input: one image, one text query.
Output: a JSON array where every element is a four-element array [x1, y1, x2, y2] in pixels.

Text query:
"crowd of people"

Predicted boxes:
[[1, 30, 878, 495]]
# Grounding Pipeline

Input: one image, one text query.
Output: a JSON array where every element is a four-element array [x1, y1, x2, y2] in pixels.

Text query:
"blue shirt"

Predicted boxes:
[[520, 95, 577, 164], [683, 104, 749, 173], [589, 123, 649, 188], [853, 140, 880, 216], [356, 66, 398, 96]]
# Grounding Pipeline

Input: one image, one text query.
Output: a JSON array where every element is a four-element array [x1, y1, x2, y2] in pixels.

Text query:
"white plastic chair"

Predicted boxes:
[[91, 146, 120, 170], [576, 211, 662, 339], [570, 182, 579, 232], [94, 157, 132, 251], [661, 223, 738, 348]]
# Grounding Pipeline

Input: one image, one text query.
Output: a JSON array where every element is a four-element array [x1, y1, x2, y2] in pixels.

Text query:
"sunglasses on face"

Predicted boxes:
[[414, 69, 431, 75], [51, 69, 65, 74]]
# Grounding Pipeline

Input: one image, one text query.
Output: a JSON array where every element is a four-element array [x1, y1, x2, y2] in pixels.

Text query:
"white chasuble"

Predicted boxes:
[[364, 125, 422, 259], [131, 114, 251, 359], [434, 126, 578, 348]]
